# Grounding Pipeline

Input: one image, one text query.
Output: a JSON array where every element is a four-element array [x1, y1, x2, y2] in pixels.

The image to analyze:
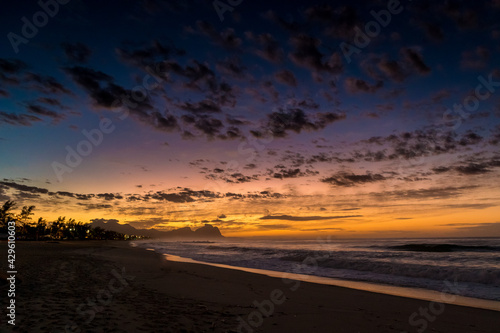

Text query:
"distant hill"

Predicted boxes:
[[90, 219, 223, 239]]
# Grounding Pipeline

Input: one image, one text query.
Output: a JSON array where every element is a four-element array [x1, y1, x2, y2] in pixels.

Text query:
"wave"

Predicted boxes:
[[279, 253, 500, 286], [387, 244, 500, 253]]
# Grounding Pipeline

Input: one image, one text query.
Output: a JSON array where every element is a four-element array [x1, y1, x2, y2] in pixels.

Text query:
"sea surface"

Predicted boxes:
[[132, 237, 500, 302]]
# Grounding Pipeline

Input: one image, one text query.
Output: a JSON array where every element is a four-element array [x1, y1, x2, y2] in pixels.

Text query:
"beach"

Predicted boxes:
[[1, 241, 499, 333]]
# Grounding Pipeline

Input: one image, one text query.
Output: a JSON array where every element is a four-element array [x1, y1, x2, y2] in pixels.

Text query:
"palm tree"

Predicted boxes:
[[0, 200, 16, 230], [50, 216, 66, 239], [35, 217, 47, 241], [18, 205, 35, 237]]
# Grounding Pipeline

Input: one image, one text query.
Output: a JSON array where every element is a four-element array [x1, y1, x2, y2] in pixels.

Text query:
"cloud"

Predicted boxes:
[[216, 56, 247, 79], [63, 66, 127, 108], [36, 97, 66, 108], [0, 58, 27, 85], [25, 72, 73, 95], [0, 181, 49, 194], [246, 32, 285, 63], [274, 69, 297, 87], [260, 214, 362, 221], [321, 172, 387, 187], [256, 107, 346, 138], [141, 191, 195, 203], [455, 163, 492, 175], [401, 48, 431, 75], [192, 21, 242, 49], [299, 227, 345, 232], [96, 193, 123, 200], [376, 58, 408, 83], [288, 34, 343, 74], [151, 111, 179, 131], [432, 156, 500, 176], [360, 128, 485, 161], [262, 10, 302, 32], [344, 77, 383, 94], [61, 42, 92, 63], [270, 168, 318, 179], [0, 111, 41, 126], [25, 103, 65, 123], [441, 2, 478, 30], [321, 5, 358, 40], [370, 186, 479, 200], [461, 46, 490, 70], [192, 115, 224, 137], [419, 21, 445, 42], [77, 203, 113, 210], [116, 39, 185, 69], [176, 99, 221, 113]]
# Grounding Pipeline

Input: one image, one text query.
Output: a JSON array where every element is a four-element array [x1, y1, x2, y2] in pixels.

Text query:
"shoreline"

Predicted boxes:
[[1, 240, 500, 332], [160, 252, 500, 312]]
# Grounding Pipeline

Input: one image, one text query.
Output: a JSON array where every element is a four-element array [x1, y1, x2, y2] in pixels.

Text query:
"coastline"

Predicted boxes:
[[161, 253, 500, 312], [1, 240, 499, 332]]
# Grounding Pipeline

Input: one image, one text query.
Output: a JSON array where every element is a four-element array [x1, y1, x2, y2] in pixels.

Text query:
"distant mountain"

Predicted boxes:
[[90, 219, 223, 239]]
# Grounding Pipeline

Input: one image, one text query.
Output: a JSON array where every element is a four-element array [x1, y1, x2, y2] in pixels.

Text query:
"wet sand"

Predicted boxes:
[[0, 241, 499, 333]]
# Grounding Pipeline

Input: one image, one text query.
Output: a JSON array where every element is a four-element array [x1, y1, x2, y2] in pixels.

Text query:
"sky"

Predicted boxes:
[[0, 0, 499, 237]]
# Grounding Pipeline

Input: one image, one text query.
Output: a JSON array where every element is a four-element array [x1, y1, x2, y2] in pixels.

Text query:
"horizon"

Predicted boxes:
[[1, 0, 500, 238]]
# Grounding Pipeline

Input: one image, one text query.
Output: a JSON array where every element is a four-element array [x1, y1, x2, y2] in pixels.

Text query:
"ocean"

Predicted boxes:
[[132, 237, 500, 302]]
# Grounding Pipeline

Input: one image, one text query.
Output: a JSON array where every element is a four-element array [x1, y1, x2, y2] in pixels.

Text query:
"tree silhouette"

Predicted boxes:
[[0, 200, 16, 229], [0, 200, 137, 241]]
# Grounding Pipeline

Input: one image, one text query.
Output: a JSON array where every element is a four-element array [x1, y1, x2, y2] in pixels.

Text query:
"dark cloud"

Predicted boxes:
[[36, 97, 66, 108], [25, 103, 65, 123], [263, 10, 302, 33], [258, 107, 346, 138], [0, 111, 41, 126], [0, 89, 9, 97], [25, 72, 73, 95], [274, 69, 297, 87], [271, 168, 318, 179], [441, 1, 478, 30], [321, 5, 358, 40], [63, 66, 127, 108], [371, 186, 479, 200], [0, 58, 28, 85], [77, 203, 113, 210], [152, 111, 178, 131], [376, 59, 408, 83], [322, 172, 387, 187], [455, 163, 492, 175], [61, 42, 92, 64], [359, 128, 486, 161], [258, 224, 292, 229], [96, 193, 123, 201], [193, 21, 242, 49], [419, 21, 445, 42], [401, 48, 431, 75], [0, 181, 49, 195], [177, 99, 221, 113], [192, 115, 224, 137], [205, 170, 259, 184], [116, 39, 185, 69], [288, 34, 343, 74], [260, 214, 362, 221], [216, 57, 247, 79], [141, 191, 195, 203], [461, 46, 490, 70], [246, 32, 285, 63], [344, 77, 383, 94]]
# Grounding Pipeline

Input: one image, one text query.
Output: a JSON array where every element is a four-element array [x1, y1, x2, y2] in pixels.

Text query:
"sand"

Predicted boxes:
[[0, 241, 499, 333]]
